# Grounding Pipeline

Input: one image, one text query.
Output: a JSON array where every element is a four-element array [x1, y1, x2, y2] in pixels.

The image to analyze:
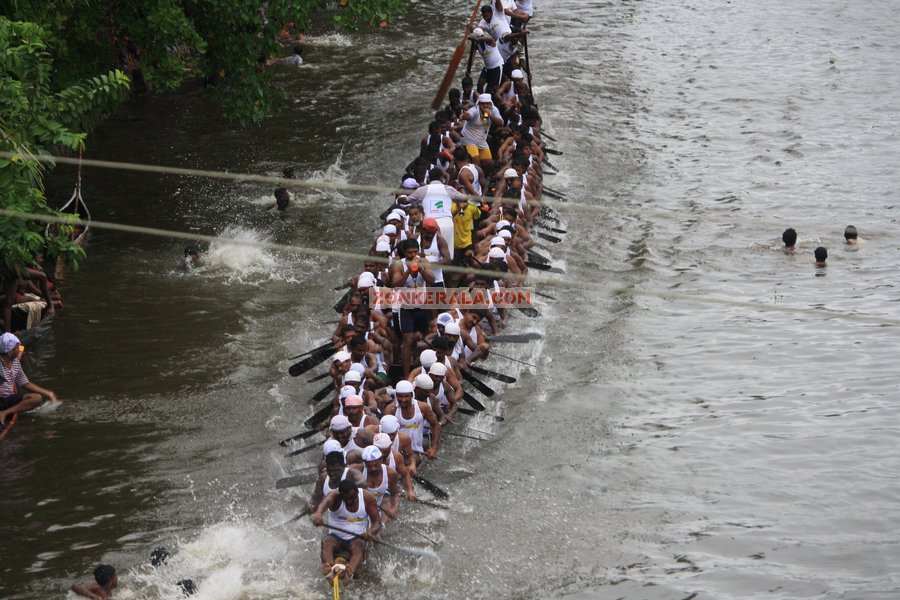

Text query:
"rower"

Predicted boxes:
[[306, 449, 364, 516], [373, 431, 416, 502], [413, 372, 443, 424], [328, 415, 364, 462], [418, 218, 452, 290], [382, 379, 442, 461], [406, 169, 465, 260], [311, 479, 381, 585], [350, 445, 399, 524], [410, 348, 463, 406], [343, 394, 379, 434], [379, 412, 417, 475], [428, 362, 457, 424]]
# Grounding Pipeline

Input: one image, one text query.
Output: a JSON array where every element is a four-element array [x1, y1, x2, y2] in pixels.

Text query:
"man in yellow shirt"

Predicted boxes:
[[451, 196, 484, 286]]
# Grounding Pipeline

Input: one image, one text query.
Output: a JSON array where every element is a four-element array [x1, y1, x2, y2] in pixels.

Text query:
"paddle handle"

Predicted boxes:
[[431, 0, 483, 110]]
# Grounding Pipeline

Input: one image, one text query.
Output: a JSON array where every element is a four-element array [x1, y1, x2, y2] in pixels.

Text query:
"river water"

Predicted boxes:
[[2, 0, 899, 598]]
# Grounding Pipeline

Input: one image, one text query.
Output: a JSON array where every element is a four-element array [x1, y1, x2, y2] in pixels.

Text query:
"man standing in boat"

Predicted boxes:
[[311, 479, 382, 584], [406, 168, 466, 261]]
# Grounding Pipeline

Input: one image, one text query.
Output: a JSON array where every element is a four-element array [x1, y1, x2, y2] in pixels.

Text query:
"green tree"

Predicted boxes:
[[0, 17, 130, 275]]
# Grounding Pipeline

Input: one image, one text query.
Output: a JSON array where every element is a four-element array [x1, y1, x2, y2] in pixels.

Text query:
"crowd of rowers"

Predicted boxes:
[[297, 11, 545, 586]]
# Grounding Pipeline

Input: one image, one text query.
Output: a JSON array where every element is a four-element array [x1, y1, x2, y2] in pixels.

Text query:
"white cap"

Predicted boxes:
[[490, 236, 506, 247], [373, 432, 392, 449], [478, 93, 492, 104], [380, 414, 400, 434], [333, 350, 352, 363], [386, 212, 401, 222], [348, 363, 365, 375], [428, 362, 447, 377], [511, 69, 525, 80], [391, 208, 407, 217], [414, 373, 434, 390], [444, 322, 461, 336], [376, 240, 391, 252], [498, 229, 512, 240], [496, 220, 511, 229], [330, 415, 352, 431], [488, 247, 506, 259], [503, 168, 519, 179], [384, 224, 397, 235], [339, 384, 356, 399], [323, 439, 343, 455], [436, 312, 455, 327], [357, 271, 377, 289], [472, 27, 485, 36], [419, 349, 437, 369], [362, 445, 382, 462], [395, 380, 415, 394], [402, 177, 419, 189], [343, 370, 362, 384]]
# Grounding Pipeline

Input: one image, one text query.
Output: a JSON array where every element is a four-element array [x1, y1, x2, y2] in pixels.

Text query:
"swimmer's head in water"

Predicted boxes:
[[274, 187, 290, 209], [782, 228, 797, 247], [815, 246, 828, 262], [94, 564, 117, 588], [844, 225, 858, 240], [282, 166, 296, 179], [177, 579, 198, 596], [150, 547, 170, 567]]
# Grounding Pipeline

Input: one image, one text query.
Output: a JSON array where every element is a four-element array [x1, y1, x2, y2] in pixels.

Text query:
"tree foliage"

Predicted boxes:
[[0, 17, 130, 274], [2, 0, 407, 126]]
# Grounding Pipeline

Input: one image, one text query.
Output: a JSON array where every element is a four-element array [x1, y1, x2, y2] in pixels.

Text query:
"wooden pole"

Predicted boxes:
[[431, 0, 483, 110]]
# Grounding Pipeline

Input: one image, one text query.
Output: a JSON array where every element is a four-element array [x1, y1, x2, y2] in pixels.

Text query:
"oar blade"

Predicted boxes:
[[462, 370, 495, 397], [288, 347, 333, 377], [304, 402, 334, 429], [461, 390, 486, 411], [470, 364, 516, 383], [310, 382, 334, 404], [413, 474, 450, 500]]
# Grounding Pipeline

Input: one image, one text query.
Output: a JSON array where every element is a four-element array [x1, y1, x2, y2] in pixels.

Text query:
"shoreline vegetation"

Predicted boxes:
[[0, 0, 405, 339]]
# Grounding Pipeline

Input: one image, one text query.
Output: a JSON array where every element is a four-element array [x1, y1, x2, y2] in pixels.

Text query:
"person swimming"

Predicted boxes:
[[70, 564, 117, 599], [182, 245, 203, 270], [844, 225, 859, 244], [782, 228, 797, 252], [814, 246, 827, 267]]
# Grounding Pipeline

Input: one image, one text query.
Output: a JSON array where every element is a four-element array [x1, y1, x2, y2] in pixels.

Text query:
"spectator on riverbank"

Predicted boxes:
[[0, 332, 59, 425]]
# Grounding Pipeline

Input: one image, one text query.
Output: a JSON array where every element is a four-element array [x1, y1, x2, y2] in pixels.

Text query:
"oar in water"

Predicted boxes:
[[413, 474, 450, 500], [527, 250, 551, 265], [517, 306, 542, 318], [278, 427, 321, 446], [525, 261, 565, 275], [445, 430, 489, 441], [491, 350, 537, 368], [461, 370, 495, 397], [541, 188, 568, 201], [457, 406, 504, 421], [412, 497, 450, 510], [275, 467, 320, 489], [487, 332, 542, 343], [289, 346, 334, 377], [308, 371, 331, 383], [542, 225, 567, 234], [544, 147, 563, 156], [310, 382, 335, 404], [378, 507, 439, 546], [270, 504, 314, 529], [541, 130, 558, 142], [469, 364, 516, 383], [533, 290, 556, 301], [288, 341, 333, 361], [535, 230, 562, 243], [543, 185, 568, 200], [540, 205, 561, 221], [304, 401, 334, 429], [323, 523, 436, 558], [461, 390, 486, 411], [333, 288, 352, 314], [286, 439, 325, 457], [543, 156, 560, 172]]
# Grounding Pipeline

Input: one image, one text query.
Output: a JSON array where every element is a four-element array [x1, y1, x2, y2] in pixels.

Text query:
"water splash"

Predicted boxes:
[[193, 226, 281, 283]]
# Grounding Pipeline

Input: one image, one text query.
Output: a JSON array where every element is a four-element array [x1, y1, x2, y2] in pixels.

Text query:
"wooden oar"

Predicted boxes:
[[457, 407, 504, 421], [543, 156, 560, 172], [378, 506, 439, 546], [270, 505, 313, 529], [310, 382, 335, 404], [461, 390, 486, 411], [278, 427, 321, 446], [527, 250, 550, 265], [413, 498, 450, 510], [469, 364, 516, 383], [289, 346, 334, 377], [535, 231, 562, 243], [308, 371, 331, 383], [533, 290, 556, 301], [540, 205, 561, 220], [333, 288, 352, 314], [304, 401, 334, 429], [523, 29, 532, 88], [541, 130, 558, 142], [286, 439, 325, 457], [544, 147, 563, 156], [288, 341, 333, 361], [431, 0, 484, 110], [275, 468, 320, 489], [487, 332, 542, 343], [491, 350, 537, 368], [445, 430, 488, 441], [516, 306, 542, 318], [541, 188, 567, 201], [542, 185, 569, 200], [462, 370, 495, 396], [465, 39, 477, 76], [322, 523, 434, 557], [413, 474, 450, 499]]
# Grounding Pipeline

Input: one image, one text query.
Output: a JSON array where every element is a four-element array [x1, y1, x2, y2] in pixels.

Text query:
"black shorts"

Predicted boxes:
[[454, 246, 473, 267], [0, 393, 24, 411], [399, 308, 430, 335], [481, 66, 502, 93]]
